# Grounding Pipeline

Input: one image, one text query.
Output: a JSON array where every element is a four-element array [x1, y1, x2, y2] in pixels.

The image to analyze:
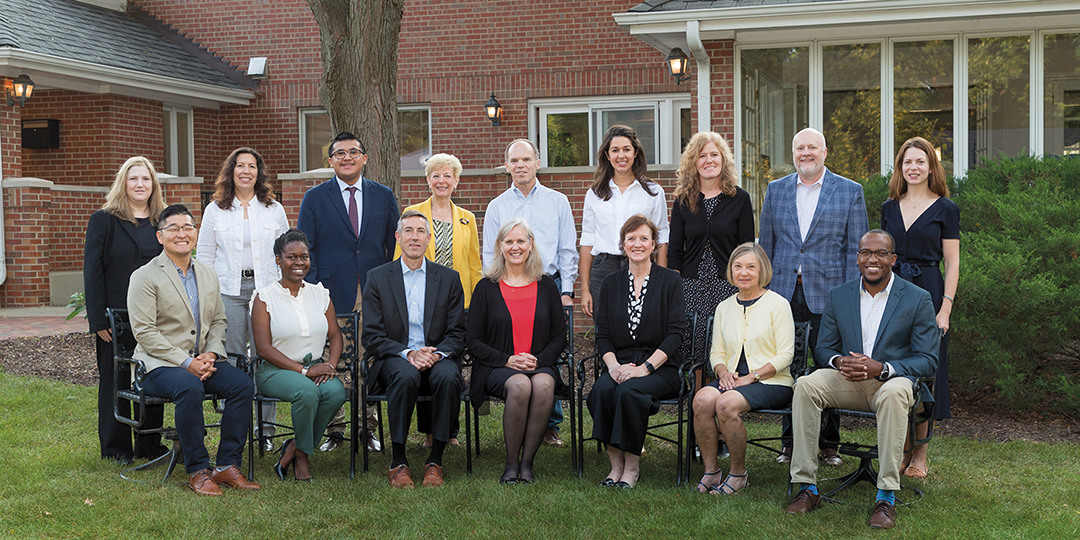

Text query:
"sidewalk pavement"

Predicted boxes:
[[0, 306, 90, 340]]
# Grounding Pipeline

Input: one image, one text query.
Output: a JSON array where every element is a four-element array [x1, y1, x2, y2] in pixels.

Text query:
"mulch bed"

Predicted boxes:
[[2, 332, 1076, 445]]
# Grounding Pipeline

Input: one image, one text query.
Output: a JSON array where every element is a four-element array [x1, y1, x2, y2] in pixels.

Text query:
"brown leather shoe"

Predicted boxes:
[[786, 488, 822, 514], [542, 427, 564, 448], [388, 464, 414, 488], [189, 469, 223, 496], [869, 501, 897, 529], [820, 448, 842, 467], [211, 465, 260, 490], [421, 463, 444, 487]]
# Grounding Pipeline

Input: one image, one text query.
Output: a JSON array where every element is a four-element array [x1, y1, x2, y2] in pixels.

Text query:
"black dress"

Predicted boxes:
[[881, 197, 960, 420], [83, 210, 167, 460]]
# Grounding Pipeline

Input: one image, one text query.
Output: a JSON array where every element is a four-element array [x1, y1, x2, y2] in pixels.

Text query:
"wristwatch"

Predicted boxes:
[[644, 361, 655, 373], [562, 291, 575, 299], [301, 366, 310, 377], [752, 371, 760, 382]]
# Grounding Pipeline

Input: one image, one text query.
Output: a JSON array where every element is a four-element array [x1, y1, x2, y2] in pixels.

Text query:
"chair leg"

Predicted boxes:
[[464, 401, 473, 475], [349, 390, 358, 479], [822, 455, 878, 499]]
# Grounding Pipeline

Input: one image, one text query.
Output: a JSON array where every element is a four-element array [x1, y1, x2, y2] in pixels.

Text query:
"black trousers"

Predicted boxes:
[[96, 335, 165, 460], [587, 366, 680, 456], [377, 356, 462, 445], [781, 279, 840, 449]]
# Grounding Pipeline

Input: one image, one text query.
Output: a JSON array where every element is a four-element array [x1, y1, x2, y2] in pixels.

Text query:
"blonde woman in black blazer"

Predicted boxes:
[[83, 156, 168, 463], [588, 214, 685, 489]]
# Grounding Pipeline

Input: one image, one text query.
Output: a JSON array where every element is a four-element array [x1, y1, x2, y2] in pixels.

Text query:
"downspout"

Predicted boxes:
[[1, 148, 6, 286], [687, 20, 710, 133]]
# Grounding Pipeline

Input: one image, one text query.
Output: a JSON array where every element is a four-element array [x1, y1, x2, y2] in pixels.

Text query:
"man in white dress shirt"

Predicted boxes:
[[482, 138, 578, 447]]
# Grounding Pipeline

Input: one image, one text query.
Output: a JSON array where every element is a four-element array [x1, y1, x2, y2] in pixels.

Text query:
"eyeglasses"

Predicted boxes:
[[857, 249, 893, 259], [331, 149, 365, 160], [160, 224, 197, 234]]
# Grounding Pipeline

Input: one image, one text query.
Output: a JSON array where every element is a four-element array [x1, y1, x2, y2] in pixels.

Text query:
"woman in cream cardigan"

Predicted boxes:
[[692, 242, 794, 495]]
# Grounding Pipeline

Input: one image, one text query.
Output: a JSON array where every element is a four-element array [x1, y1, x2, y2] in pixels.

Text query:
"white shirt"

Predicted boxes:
[[483, 180, 579, 294], [580, 180, 669, 256], [196, 198, 289, 296], [256, 281, 331, 364], [795, 170, 825, 243], [401, 258, 427, 355], [859, 273, 895, 360], [336, 176, 363, 226]]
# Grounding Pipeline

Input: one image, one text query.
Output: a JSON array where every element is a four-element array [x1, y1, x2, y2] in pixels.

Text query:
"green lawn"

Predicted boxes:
[[0, 372, 1077, 539]]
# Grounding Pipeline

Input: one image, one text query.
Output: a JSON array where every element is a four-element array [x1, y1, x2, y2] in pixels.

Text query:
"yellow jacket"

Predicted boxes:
[[395, 197, 483, 308], [708, 289, 795, 387]]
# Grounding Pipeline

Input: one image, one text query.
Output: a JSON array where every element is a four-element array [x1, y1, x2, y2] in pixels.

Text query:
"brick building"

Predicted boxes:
[[2, 0, 1080, 306]]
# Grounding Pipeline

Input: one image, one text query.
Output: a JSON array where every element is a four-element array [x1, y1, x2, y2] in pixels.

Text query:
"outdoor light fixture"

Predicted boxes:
[[485, 93, 503, 127], [665, 48, 691, 85], [5, 74, 35, 107]]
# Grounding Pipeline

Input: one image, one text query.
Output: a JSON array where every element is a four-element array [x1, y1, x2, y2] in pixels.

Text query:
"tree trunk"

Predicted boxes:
[[308, 0, 403, 195]]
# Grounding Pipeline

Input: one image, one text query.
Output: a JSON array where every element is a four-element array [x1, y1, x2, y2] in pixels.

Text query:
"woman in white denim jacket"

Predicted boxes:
[[197, 147, 289, 448]]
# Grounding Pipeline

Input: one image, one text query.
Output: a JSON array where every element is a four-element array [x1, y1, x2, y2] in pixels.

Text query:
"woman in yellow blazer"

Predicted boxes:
[[395, 153, 481, 447], [692, 242, 794, 495], [395, 153, 482, 309]]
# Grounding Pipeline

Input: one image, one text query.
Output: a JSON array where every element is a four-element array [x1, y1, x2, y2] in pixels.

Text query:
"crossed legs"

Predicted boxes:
[[693, 386, 752, 493]]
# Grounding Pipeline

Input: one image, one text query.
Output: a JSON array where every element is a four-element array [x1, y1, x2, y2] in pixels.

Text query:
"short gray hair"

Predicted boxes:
[[423, 153, 462, 177], [397, 208, 430, 235]]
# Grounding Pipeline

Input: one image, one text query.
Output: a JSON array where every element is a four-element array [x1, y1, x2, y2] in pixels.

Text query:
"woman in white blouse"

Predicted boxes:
[[196, 147, 289, 447], [580, 125, 669, 318], [251, 229, 346, 481], [692, 242, 795, 495]]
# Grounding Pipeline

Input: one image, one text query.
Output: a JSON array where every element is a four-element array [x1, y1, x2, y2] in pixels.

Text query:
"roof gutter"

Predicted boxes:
[[686, 20, 710, 134], [0, 48, 254, 109]]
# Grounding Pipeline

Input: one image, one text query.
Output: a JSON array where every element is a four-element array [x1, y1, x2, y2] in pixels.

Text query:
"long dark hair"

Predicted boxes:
[[590, 124, 655, 201], [213, 147, 275, 209]]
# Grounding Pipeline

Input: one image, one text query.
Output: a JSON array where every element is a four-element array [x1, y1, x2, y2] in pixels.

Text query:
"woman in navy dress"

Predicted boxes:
[[881, 136, 959, 479]]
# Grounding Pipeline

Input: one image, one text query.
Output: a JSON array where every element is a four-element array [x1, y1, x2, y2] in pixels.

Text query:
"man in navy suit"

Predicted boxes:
[[785, 230, 938, 529], [758, 128, 869, 465], [362, 209, 466, 488], [298, 131, 401, 453]]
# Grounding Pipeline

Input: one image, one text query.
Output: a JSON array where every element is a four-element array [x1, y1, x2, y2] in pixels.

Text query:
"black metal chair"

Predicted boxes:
[[575, 310, 700, 484], [817, 375, 937, 503], [107, 308, 236, 484], [247, 311, 361, 479], [465, 305, 577, 475]]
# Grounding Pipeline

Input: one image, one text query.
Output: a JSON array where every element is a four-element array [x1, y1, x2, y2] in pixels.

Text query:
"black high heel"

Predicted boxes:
[[274, 438, 295, 481]]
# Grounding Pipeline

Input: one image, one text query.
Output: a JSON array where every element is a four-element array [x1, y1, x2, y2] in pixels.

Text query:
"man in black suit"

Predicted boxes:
[[362, 209, 466, 488]]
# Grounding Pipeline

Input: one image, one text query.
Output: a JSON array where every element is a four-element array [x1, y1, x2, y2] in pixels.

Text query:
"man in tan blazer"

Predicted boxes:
[[128, 204, 259, 496]]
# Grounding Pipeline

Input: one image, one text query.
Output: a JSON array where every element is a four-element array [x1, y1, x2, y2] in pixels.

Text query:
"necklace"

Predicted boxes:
[[503, 276, 531, 287]]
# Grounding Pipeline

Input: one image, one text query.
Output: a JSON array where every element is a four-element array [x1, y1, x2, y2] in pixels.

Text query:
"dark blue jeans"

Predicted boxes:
[[142, 361, 254, 474]]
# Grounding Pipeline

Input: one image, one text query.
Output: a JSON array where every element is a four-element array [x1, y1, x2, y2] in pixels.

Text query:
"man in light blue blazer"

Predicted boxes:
[[785, 230, 938, 529], [759, 128, 869, 465], [297, 131, 400, 453]]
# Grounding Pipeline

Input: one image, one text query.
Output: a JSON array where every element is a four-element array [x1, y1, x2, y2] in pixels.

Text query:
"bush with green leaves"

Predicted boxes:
[[860, 155, 1080, 416]]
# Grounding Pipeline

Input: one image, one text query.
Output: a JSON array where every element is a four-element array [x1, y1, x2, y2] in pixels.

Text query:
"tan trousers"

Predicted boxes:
[[789, 368, 914, 491], [326, 281, 378, 435]]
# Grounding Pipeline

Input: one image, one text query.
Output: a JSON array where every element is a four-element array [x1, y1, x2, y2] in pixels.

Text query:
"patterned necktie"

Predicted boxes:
[[347, 186, 359, 237]]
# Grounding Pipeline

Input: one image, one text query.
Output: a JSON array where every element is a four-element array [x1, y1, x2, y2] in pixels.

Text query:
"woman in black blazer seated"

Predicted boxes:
[[588, 214, 686, 489], [83, 156, 169, 462], [467, 217, 566, 484]]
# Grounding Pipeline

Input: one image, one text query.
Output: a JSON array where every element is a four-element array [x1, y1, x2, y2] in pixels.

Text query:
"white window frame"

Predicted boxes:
[[529, 93, 691, 168], [734, 24, 1080, 180], [297, 106, 432, 172], [162, 105, 194, 177]]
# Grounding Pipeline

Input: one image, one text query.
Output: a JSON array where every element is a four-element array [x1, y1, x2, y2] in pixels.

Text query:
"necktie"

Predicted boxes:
[[347, 186, 359, 237]]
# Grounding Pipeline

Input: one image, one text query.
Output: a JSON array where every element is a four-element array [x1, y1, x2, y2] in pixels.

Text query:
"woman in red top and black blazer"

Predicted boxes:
[[588, 214, 686, 489], [467, 217, 566, 485]]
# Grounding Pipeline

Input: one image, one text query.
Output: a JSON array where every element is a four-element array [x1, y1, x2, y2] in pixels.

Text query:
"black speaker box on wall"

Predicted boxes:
[[22, 119, 60, 149]]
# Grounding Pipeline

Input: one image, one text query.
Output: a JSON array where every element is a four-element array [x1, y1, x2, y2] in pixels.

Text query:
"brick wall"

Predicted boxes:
[[2, 181, 52, 306], [50, 189, 105, 273], [19, 91, 166, 186], [0, 88, 20, 178]]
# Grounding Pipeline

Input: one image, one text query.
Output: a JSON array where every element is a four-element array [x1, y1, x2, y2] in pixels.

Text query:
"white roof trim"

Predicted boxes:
[[0, 48, 254, 109], [614, 0, 1080, 36]]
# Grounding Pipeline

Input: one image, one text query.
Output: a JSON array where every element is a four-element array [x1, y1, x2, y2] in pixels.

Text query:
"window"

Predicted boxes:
[[162, 106, 193, 177], [894, 40, 955, 172], [823, 43, 881, 181], [1044, 33, 1080, 156], [968, 36, 1030, 166], [530, 94, 690, 167], [299, 106, 431, 172]]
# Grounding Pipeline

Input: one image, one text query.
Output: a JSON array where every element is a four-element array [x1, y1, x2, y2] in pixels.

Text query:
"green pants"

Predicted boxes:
[[255, 362, 348, 455]]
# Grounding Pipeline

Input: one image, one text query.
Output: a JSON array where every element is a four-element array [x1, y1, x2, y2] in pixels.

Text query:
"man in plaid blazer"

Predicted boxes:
[[758, 128, 869, 465]]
